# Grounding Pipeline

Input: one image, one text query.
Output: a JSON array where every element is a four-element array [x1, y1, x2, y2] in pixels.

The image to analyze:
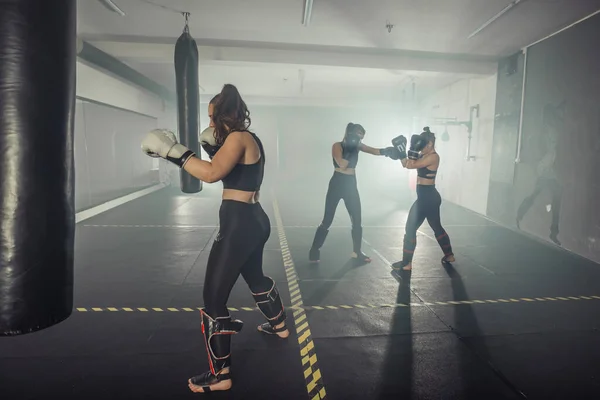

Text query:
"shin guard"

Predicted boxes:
[[252, 277, 287, 335], [435, 231, 453, 257], [189, 309, 243, 391]]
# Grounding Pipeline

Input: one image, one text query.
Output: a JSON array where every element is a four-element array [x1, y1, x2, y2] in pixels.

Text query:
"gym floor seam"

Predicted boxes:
[[273, 196, 327, 400], [73, 295, 600, 313]]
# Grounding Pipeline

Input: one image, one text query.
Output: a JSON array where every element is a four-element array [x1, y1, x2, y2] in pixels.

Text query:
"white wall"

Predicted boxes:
[[76, 61, 166, 118], [417, 75, 497, 214], [74, 60, 172, 210]]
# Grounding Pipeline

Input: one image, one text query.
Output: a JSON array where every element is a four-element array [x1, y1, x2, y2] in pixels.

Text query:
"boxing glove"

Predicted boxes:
[[141, 128, 195, 168], [408, 134, 426, 160], [391, 135, 408, 160], [200, 127, 220, 159], [342, 131, 361, 160], [380, 146, 400, 160]]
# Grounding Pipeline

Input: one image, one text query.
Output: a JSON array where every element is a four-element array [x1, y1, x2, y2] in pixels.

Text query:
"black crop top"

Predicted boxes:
[[417, 166, 437, 179], [221, 131, 265, 191], [332, 142, 359, 169], [416, 152, 438, 179]]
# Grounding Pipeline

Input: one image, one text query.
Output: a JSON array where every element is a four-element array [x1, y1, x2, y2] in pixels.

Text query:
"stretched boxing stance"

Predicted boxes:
[[309, 123, 397, 264], [389, 127, 455, 271], [141, 84, 288, 393]]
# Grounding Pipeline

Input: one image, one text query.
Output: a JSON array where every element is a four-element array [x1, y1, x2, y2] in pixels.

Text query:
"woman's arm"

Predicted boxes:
[[359, 143, 383, 156], [332, 142, 349, 169], [183, 131, 245, 183], [401, 153, 439, 169]]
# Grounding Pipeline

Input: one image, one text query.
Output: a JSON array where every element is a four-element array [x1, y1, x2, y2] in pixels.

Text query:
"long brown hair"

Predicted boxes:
[[209, 84, 251, 145]]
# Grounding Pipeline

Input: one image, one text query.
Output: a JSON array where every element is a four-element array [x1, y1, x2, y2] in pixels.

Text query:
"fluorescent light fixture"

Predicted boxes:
[[468, 0, 524, 39], [302, 0, 313, 27], [98, 0, 126, 16]]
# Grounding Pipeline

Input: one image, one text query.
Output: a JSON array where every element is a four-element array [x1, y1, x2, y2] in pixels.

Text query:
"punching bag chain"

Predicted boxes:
[[182, 12, 190, 33]]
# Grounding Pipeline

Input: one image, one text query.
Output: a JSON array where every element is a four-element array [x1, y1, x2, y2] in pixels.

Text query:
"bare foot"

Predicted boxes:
[[391, 261, 411, 271], [258, 321, 289, 338], [442, 255, 455, 264], [188, 369, 232, 393], [351, 252, 372, 263]]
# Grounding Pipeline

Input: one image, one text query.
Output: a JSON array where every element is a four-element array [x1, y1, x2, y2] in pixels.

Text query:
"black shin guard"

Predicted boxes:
[[309, 226, 329, 261], [189, 309, 243, 392], [251, 277, 287, 335]]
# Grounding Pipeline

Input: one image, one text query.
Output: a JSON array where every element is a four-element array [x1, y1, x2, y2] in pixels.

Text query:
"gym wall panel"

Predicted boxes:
[[487, 12, 600, 263], [73, 100, 159, 211], [76, 61, 165, 118], [417, 75, 497, 215], [74, 61, 173, 211], [487, 52, 525, 224]]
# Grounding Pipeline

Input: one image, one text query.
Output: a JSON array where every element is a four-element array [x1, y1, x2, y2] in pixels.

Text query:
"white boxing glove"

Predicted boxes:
[[200, 127, 220, 159], [141, 129, 195, 168]]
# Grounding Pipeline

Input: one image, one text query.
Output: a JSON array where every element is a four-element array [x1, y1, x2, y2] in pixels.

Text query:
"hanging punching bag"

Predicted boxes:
[[174, 20, 201, 194], [0, 0, 76, 336]]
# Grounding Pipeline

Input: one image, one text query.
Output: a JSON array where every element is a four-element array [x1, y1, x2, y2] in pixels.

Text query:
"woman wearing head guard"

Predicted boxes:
[[141, 84, 289, 393], [309, 122, 399, 264], [389, 127, 455, 271]]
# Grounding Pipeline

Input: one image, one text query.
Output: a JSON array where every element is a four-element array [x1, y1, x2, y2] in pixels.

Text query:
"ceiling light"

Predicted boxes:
[[98, 0, 126, 16], [302, 0, 313, 27], [468, 0, 524, 39]]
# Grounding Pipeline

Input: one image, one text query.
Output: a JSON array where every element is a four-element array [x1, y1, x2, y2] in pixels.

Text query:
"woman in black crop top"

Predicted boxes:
[[309, 122, 398, 264], [391, 127, 455, 271], [141, 84, 289, 394]]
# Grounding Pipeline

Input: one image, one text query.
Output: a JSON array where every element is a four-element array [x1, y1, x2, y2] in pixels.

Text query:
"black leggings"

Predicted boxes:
[[312, 171, 363, 253], [203, 200, 272, 318], [402, 185, 453, 263]]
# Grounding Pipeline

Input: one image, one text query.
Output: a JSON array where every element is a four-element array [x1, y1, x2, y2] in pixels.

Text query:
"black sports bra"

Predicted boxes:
[[417, 152, 438, 179], [417, 166, 437, 179], [332, 142, 359, 169], [221, 131, 265, 192]]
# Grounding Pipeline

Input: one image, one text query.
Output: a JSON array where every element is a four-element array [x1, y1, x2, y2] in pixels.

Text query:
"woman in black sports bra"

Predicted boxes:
[[392, 127, 455, 271], [309, 122, 397, 264], [141, 83, 289, 393]]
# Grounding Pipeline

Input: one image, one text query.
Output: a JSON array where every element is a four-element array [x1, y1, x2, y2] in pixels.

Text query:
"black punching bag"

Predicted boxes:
[[174, 24, 201, 193], [0, 0, 76, 335]]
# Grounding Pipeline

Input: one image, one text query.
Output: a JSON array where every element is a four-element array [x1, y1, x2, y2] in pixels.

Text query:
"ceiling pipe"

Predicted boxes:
[[98, 0, 126, 16], [302, 0, 313, 27], [468, 0, 524, 39]]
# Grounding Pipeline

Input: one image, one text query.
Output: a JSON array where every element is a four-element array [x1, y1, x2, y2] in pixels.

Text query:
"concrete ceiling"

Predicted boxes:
[[77, 0, 600, 103]]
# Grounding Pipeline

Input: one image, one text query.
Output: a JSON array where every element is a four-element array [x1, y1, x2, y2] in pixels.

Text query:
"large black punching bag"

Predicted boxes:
[[174, 21, 201, 194], [0, 0, 76, 336]]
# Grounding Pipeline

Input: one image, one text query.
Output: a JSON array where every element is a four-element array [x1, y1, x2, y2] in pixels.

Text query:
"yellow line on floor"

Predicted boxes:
[[73, 295, 600, 314], [272, 196, 327, 400]]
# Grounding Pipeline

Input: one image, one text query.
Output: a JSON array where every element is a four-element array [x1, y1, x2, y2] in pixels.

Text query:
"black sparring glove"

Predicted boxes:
[[408, 134, 426, 160], [380, 146, 400, 160], [200, 127, 220, 159], [342, 131, 361, 160], [391, 135, 408, 160]]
